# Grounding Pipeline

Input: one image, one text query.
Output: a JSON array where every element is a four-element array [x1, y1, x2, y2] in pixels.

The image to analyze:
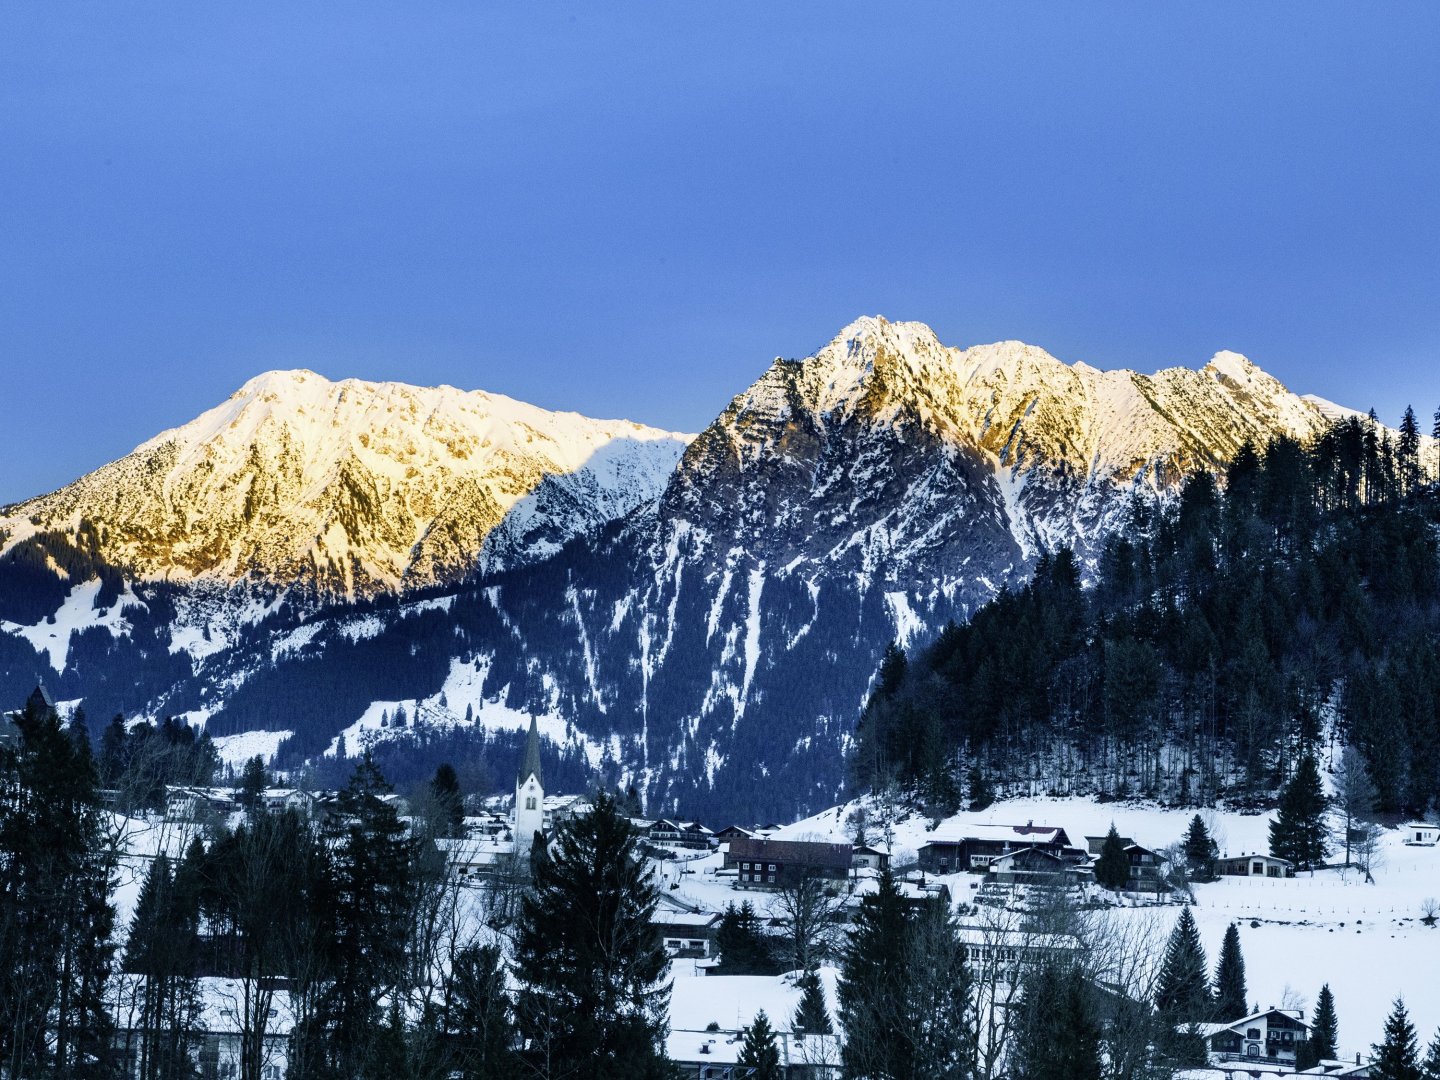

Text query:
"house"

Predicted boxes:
[[436, 836, 511, 879], [918, 823, 1077, 873], [653, 911, 723, 957], [715, 825, 757, 843], [988, 846, 1076, 886], [165, 786, 236, 822], [1215, 853, 1294, 879], [1296, 1059, 1373, 1076], [667, 1030, 840, 1078], [1402, 822, 1440, 846], [724, 838, 852, 890], [112, 975, 293, 1080], [954, 924, 1083, 975], [259, 788, 316, 816], [1122, 844, 1169, 892], [1085, 834, 1136, 856], [851, 846, 885, 872], [1198, 1008, 1311, 1066], [647, 819, 716, 850]]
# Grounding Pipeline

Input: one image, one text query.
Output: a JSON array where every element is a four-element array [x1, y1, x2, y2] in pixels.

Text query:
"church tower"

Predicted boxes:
[[514, 715, 544, 855]]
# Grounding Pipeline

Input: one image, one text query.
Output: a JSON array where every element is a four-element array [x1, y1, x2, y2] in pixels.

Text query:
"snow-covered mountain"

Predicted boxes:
[[0, 369, 692, 595], [0, 319, 1348, 819]]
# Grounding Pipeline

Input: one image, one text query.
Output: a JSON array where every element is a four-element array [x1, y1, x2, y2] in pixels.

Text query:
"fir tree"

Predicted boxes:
[[1422, 1028, 1440, 1080], [1183, 814, 1219, 881], [1095, 823, 1130, 891], [446, 943, 516, 1080], [1270, 752, 1329, 870], [1309, 984, 1339, 1063], [736, 1010, 782, 1080], [514, 793, 671, 1079], [429, 762, 465, 838], [902, 894, 974, 1080], [1373, 998, 1422, 1080], [1010, 965, 1102, 1080], [239, 754, 268, 812], [792, 968, 832, 1034], [715, 901, 776, 976], [1155, 907, 1210, 1021], [1212, 923, 1247, 1020], [838, 867, 911, 1079]]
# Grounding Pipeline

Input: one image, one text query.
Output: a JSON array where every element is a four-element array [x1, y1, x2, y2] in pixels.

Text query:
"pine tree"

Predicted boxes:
[[514, 793, 671, 1079], [1095, 823, 1130, 891], [0, 690, 118, 1080], [1421, 1028, 1440, 1080], [239, 754, 268, 812], [838, 867, 912, 1079], [1309, 984, 1339, 1063], [1270, 752, 1329, 870], [792, 968, 832, 1035], [446, 943, 516, 1080], [1212, 923, 1247, 1020], [430, 762, 465, 838], [1183, 814, 1219, 881], [736, 1010, 782, 1080], [902, 894, 974, 1080], [1155, 907, 1210, 1021], [716, 901, 776, 976], [1010, 965, 1102, 1080], [1373, 998, 1422, 1080]]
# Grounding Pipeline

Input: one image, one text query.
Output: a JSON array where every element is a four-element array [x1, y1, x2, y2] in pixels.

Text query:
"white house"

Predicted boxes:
[[112, 976, 293, 1080], [1197, 1007, 1310, 1066], [1402, 822, 1440, 846]]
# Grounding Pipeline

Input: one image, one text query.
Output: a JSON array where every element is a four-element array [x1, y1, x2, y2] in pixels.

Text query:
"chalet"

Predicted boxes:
[[987, 847, 1075, 886], [1122, 844, 1169, 892], [112, 975, 293, 1080], [667, 1030, 840, 1078], [1216, 853, 1294, 879], [1403, 822, 1440, 846], [647, 819, 716, 850], [1085, 833, 1135, 856], [1198, 1007, 1310, 1066], [850, 844, 890, 871], [918, 823, 1077, 873], [653, 911, 723, 958], [725, 837, 852, 890], [954, 924, 1082, 975], [714, 825, 757, 843], [259, 788, 316, 816], [435, 836, 510, 879], [165, 786, 236, 822]]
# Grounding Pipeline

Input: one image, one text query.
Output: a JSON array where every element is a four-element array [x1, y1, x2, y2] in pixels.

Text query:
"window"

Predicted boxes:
[[1252, 862, 1264, 875], [526, 797, 536, 810], [768, 864, 776, 871], [1247, 1029, 1261, 1040], [768, 874, 775, 883]]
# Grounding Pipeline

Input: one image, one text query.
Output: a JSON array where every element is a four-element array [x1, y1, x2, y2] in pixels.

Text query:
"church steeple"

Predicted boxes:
[[519, 713, 542, 788], [513, 715, 544, 855]]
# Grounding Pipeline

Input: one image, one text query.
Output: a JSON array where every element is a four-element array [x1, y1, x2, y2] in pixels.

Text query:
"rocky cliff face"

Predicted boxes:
[[0, 319, 1343, 820]]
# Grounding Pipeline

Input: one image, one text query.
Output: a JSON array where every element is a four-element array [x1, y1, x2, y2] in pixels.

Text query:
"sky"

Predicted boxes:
[[2, 4, 1438, 503]]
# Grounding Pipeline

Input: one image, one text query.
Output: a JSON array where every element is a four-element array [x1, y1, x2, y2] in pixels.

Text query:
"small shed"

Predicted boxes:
[[1403, 823, 1440, 846], [1216, 853, 1293, 879]]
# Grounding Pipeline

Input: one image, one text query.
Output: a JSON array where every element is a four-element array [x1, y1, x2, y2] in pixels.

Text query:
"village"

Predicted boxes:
[[98, 713, 1440, 1080]]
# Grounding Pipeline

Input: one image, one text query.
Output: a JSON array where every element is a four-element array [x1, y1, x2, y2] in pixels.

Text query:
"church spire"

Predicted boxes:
[[519, 714, 542, 787]]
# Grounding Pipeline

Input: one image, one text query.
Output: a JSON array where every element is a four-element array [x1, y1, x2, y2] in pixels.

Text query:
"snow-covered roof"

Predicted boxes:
[[923, 823, 1068, 846]]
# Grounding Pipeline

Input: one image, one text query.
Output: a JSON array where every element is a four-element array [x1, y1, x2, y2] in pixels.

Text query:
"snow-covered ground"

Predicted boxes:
[[671, 795, 1440, 1062]]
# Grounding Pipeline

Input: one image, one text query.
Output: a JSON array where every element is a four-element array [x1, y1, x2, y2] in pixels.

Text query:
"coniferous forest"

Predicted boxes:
[[854, 414, 1440, 818]]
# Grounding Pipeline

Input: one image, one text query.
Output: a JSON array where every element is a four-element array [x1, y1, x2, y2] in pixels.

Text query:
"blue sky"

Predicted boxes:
[[3, 5, 1438, 503]]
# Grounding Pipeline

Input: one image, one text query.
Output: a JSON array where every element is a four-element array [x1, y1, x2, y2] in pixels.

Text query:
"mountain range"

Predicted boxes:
[[0, 316, 1358, 819]]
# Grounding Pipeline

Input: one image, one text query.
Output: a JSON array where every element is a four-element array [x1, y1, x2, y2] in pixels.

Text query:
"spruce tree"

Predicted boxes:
[[1212, 923, 1246, 1020], [430, 762, 465, 837], [1010, 965, 1102, 1080], [792, 968, 832, 1034], [1422, 1028, 1440, 1080], [1270, 752, 1329, 870], [716, 900, 776, 975], [902, 894, 974, 1080], [514, 793, 671, 1079], [1095, 823, 1130, 891], [1183, 814, 1219, 881], [446, 943, 516, 1080], [1308, 984, 1339, 1063], [239, 754, 268, 812], [736, 1010, 782, 1080], [1155, 907, 1210, 1021], [838, 867, 912, 1079], [1373, 998, 1422, 1080]]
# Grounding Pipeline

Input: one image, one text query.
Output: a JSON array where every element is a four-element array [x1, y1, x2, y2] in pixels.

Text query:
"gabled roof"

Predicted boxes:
[[1200, 1007, 1310, 1037], [728, 836, 852, 870], [924, 823, 1071, 847]]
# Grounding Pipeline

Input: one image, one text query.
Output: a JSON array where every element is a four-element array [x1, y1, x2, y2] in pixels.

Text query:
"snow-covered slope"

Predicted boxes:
[[0, 319, 1375, 820], [0, 369, 691, 595]]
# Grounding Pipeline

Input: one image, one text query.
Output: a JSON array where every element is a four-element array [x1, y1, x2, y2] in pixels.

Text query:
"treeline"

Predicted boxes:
[[855, 412, 1440, 815]]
